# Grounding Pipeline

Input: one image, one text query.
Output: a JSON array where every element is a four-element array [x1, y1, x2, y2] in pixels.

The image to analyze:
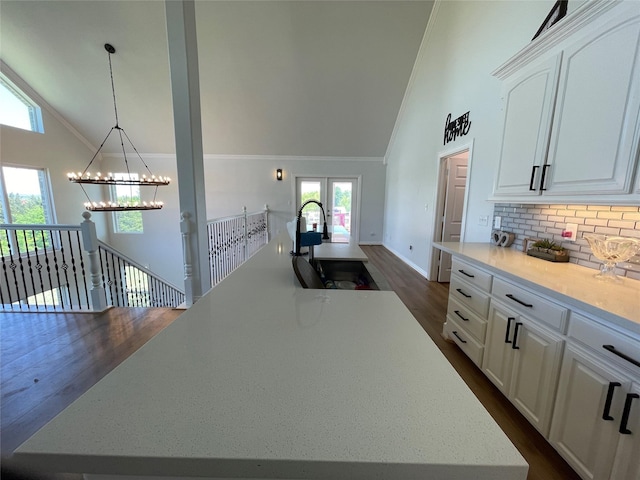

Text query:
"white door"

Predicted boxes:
[[493, 54, 561, 196], [295, 177, 359, 243], [508, 318, 563, 436], [328, 178, 357, 244], [544, 17, 640, 195], [437, 154, 468, 282], [482, 303, 517, 395], [549, 344, 630, 480]]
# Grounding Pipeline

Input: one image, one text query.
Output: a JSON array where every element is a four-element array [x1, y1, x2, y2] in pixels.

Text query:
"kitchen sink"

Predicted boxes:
[[311, 259, 391, 291]]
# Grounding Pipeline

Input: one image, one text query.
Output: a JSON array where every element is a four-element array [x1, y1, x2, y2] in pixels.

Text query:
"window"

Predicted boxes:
[[1, 166, 54, 224], [111, 173, 143, 233], [0, 74, 44, 133], [0, 165, 56, 253]]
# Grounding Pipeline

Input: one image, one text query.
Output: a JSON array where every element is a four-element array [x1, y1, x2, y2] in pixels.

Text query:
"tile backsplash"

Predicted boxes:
[[492, 204, 640, 281]]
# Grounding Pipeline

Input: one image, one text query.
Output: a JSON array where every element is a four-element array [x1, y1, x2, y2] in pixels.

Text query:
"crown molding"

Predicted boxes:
[[101, 153, 385, 163], [492, 0, 620, 80]]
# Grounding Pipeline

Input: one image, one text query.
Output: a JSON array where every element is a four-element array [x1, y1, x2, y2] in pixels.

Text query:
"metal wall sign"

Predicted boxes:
[[444, 111, 471, 145]]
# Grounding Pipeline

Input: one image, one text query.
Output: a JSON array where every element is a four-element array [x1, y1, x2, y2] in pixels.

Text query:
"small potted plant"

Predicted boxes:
[[527, 239, 570, 263]]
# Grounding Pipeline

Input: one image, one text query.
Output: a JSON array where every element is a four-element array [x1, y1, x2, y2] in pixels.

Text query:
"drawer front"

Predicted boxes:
[[445, 317, 485, 368], [492, 277, 568, 332], [450, 275, 490, 318], [447, 296, 487, 344], [452, 257, 493, 292], [569, 312, 640, 374]]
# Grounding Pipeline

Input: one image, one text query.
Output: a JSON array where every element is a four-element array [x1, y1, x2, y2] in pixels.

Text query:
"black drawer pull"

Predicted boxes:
[[529, 166, 539, 191], [454, 310, 469, 322], [458, 269, 475, 278], [603, 382, 621, 421], [505, 317, 515, 344], [456, 288, 471, 298], [505, 294, 533, 308], [620, 393, 639, 434], [603, 345, 640, 368], [512, 322, 522, 350], [452, 331, 467, 344]]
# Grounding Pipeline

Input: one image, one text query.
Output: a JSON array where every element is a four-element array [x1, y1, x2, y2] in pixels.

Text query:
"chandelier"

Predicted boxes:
[[68, 43, 169, 212]]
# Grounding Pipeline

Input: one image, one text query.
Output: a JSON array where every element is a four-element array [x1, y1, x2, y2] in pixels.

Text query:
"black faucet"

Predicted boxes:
[[294, 200, 330, 256]]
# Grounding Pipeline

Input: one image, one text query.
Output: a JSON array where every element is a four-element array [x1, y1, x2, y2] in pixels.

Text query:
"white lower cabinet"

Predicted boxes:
[[483, 301, 564, 436], [549, 343, 640, 480]]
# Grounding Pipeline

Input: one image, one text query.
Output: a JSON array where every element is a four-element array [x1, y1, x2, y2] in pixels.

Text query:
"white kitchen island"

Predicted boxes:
[[13, 233, 528, 480]]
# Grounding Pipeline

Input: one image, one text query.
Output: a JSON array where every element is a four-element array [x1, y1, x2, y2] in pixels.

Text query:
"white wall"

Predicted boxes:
[[0, 68, 108, 236], [383, 0, 556, 278], [101, 154, 387, 288]]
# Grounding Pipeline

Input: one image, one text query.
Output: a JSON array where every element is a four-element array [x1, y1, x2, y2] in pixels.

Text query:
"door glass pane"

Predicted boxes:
[[331, 181, 352, 243], [299, 180, 321, 231]]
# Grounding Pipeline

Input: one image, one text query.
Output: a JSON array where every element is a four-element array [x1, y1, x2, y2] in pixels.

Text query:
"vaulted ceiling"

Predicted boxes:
[[1, 1, 433, 157]]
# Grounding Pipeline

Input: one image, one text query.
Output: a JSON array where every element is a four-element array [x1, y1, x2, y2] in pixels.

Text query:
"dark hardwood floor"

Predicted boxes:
[[361, 245, 581, 480], [1, 246, 580, 480]]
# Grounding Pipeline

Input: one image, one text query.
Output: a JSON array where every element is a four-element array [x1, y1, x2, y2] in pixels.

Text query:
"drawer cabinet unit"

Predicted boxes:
[[435, 243, 640, 480], [483, 300, 564, 436], [549, 343, 639, 480], [444, 258, 493, 368]]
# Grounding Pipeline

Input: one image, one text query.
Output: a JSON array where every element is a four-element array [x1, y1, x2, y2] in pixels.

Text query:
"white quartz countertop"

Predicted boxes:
[[435, 242, 640, 336], [14, 234, 527, 480]]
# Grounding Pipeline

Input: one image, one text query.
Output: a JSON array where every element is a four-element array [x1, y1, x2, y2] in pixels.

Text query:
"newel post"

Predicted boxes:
[[80, 212, 107, 311], [180, 211, 194, 307], [264, 203, 269, 241]]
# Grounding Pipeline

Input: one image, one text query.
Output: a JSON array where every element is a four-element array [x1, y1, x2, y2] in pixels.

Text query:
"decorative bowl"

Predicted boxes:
[[583, 234, 640, 282]]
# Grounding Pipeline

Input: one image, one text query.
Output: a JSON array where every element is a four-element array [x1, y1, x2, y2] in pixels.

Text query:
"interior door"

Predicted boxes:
[[437, 155, 468, 282]]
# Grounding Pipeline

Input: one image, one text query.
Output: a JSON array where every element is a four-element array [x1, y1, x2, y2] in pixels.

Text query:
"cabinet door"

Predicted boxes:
[[508, 318, 564, 437], [493, 54, 561, 196], [610, 382, 640, 480], [545, 14, 640, 195], [482, 304, 517, 394], [549, 344, 631, 480]]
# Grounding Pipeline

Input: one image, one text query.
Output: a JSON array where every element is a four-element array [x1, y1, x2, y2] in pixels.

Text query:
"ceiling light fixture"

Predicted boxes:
[[68, 43, 169, 212]]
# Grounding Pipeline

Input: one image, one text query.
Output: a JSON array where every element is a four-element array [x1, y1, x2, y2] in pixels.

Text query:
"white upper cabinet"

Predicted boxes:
[[491, 1, 640, 202], [545, 14, 640, 195], [493, 55, 561, 197]]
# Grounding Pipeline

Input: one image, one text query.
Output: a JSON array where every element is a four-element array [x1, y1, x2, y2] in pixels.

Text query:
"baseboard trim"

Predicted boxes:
[[382, 243, 431, 279]]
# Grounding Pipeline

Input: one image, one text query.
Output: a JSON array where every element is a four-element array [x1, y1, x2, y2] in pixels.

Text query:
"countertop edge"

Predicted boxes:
[[435, 242, 640, 338]]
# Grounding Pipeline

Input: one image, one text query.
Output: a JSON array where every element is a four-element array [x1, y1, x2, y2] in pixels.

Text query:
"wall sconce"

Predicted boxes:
[[276, 168, 283, 181]]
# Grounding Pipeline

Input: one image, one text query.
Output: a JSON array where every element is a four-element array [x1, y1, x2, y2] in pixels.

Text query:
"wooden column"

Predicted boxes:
[[165, 0, 210, 305]]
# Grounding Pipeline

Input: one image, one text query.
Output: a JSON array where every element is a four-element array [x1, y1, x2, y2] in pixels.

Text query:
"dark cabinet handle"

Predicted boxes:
[[458, 269, 475, 278], [452, 331, 467, 344], [506, 293, 533, 308], [603, 382, 621, 421], [512, 322, 522, 350], [505, 317, 515, 344], [456, 288, 471, 298], [620, 393, 639, 434], [529, 165, 539, 191], [540, 164, 550, 191], [603, 345, 640, 368], [454, 310, 469, 322]]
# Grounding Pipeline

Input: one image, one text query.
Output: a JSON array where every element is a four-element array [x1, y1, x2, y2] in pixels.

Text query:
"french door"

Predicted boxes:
[[295, 177, 358, 244]]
